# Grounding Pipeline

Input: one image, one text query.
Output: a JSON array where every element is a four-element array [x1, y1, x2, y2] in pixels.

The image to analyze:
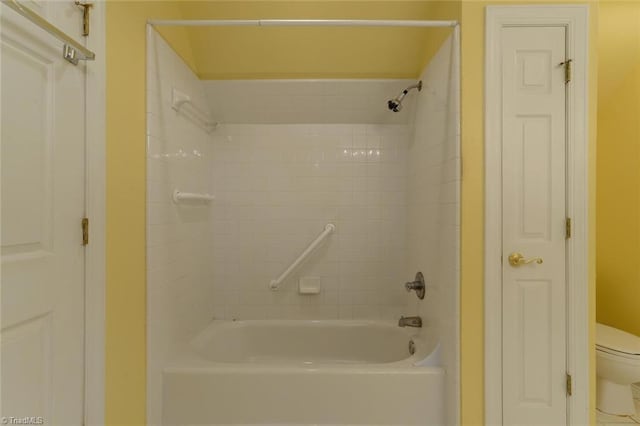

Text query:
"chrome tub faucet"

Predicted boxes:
[[398, 316, 422, 328]]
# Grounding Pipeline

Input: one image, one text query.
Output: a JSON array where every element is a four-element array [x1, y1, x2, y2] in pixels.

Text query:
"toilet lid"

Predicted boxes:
[[596, 323, 640, 355]]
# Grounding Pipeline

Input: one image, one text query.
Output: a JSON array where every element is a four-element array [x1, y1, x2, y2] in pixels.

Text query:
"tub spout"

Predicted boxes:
[[398, 316, 422, 328]]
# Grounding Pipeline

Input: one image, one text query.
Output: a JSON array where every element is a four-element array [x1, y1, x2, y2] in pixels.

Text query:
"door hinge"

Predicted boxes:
[[565, 217, 572, 239], [75, 1, 93, 37], [82, 217, 89, 246], [566, 373, 573, 396], [560, 59, 573, 84]]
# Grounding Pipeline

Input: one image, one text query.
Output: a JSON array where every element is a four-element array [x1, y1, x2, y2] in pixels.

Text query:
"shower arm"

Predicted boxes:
[[403, 81, 423, 93]]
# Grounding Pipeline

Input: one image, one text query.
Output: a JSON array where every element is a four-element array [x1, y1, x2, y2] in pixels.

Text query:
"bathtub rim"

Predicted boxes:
[[166, 319, 442, 370]]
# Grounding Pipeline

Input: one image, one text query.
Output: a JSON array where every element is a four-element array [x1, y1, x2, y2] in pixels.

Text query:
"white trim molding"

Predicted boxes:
[[484, 5, 590, 426], [84, 1, 106, 424]]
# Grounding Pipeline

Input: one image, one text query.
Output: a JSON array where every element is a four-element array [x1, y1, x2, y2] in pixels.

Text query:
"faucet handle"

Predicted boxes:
[[405, 271, 426, 300]]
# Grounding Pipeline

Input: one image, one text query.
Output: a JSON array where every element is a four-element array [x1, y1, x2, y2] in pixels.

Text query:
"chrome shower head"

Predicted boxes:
[[387, 80, 422, 113], [387, 98, 403, 112]]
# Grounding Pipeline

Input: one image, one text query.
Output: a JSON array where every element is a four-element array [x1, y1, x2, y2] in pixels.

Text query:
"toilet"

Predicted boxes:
[[596, 323, 640, 415]]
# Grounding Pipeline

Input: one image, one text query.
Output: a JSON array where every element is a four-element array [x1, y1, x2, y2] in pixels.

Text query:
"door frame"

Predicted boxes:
[[83, 1, 106, 424], [484, 5, 590, 425]]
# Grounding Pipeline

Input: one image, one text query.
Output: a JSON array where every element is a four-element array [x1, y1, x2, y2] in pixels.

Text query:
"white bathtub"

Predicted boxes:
[[162, 320, 445, 425]]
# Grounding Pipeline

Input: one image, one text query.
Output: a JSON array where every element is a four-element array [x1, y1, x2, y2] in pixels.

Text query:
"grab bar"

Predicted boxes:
[[171, 88, 217, 133], [172, 189, 215, 203], [1, 0, 95, 65], [269, 223, 336, 291]]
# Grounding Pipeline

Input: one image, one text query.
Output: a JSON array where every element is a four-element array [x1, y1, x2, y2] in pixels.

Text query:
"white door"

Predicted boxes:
[[1, 2, 87, 424], [501, 26, 568, 425]]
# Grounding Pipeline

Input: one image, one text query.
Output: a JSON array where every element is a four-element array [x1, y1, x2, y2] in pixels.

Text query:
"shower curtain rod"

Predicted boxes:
[[148, 19, 458, 28]]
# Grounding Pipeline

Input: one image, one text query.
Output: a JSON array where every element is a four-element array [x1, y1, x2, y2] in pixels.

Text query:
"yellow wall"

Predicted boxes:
[[105, 2, 194, 424], [105, 1, 598, 424], [459, 1, 599, 424], [179, 1, 460, 79], [596, 1, 640, 338]]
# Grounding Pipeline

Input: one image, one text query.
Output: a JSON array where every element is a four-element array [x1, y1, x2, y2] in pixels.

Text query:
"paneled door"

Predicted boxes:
[[501, 26, 568, 425], [1, 2, 87, 424]]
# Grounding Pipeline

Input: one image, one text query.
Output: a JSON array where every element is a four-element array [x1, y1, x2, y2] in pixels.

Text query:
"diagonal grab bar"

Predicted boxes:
[[269, 224, 336, 291]]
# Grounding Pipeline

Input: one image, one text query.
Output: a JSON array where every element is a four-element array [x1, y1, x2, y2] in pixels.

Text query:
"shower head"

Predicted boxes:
[[387, 98, 403, 112], [387, 80, 423, 112]]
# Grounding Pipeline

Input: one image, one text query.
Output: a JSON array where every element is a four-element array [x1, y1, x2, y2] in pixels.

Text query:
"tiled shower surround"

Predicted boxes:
[[147, 27, 459, 424], [146, 29, 215, 425], [407, 35, 460, 425], [209, 123, 410, 320]]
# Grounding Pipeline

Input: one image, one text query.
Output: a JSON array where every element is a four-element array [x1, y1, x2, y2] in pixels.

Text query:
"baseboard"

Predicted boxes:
[[632, 383, 640, 400]]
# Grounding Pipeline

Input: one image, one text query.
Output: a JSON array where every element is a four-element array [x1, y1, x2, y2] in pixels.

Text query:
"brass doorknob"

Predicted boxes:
[[508, 252, 543, 267]]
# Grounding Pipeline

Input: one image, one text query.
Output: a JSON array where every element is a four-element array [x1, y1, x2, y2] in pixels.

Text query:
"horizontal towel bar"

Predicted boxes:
[[171, 88, 217, 133], [2, 0, 95, 64]]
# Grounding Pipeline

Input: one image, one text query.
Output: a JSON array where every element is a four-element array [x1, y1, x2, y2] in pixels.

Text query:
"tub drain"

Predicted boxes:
[[408, 339, 416, 355]]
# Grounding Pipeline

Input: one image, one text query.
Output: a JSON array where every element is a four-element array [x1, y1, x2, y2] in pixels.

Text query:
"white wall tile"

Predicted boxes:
[[203, 80, 419, 125], [208, 122, 409, 320], [406, 34, 460, 426], [146, 29, 215, 425], [147, 27, 459, 426]]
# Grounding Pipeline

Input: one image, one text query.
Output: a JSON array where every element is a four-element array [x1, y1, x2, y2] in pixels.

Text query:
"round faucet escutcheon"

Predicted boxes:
[[404, 271, 426, 300]]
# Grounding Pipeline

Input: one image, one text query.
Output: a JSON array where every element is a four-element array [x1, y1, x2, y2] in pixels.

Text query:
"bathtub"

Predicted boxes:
[[162, 320, 445, 425]]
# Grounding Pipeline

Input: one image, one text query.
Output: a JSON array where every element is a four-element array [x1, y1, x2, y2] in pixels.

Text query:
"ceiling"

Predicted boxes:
[[153, 1, 459, 80]]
